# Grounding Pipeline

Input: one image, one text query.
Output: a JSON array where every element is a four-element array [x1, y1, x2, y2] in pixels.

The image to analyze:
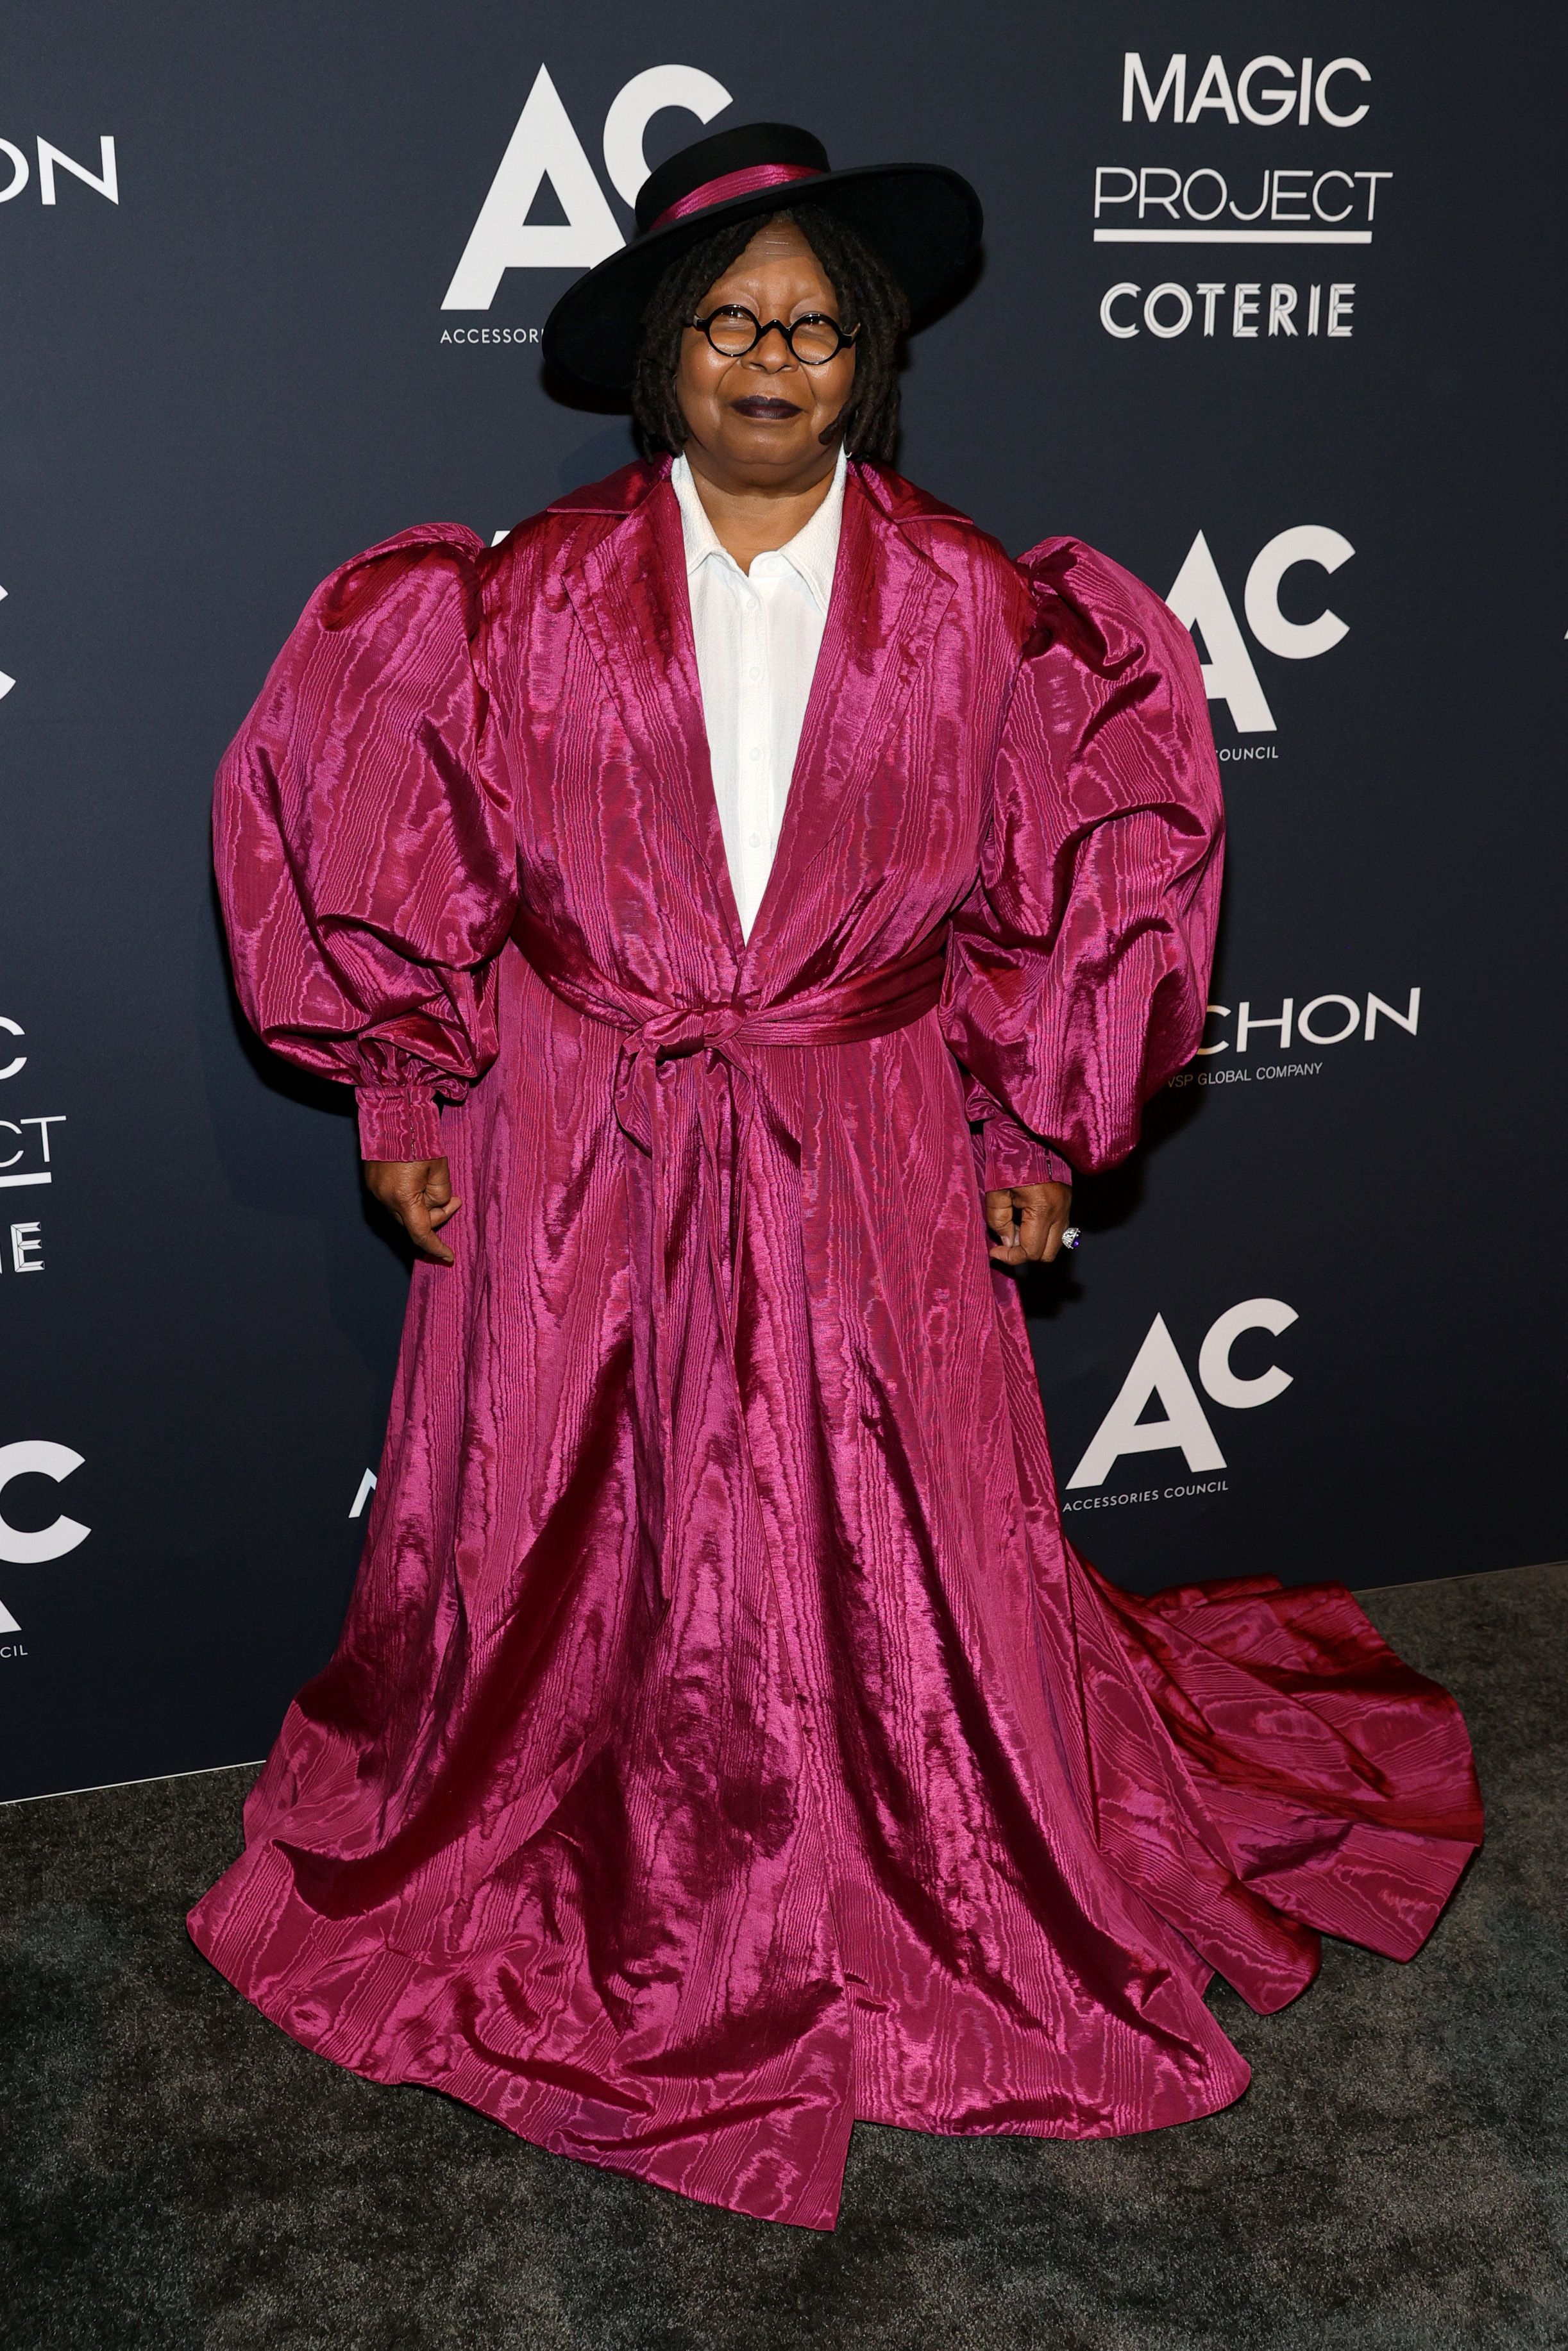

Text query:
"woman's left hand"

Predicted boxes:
[[984, 1182, 1074, 1267]]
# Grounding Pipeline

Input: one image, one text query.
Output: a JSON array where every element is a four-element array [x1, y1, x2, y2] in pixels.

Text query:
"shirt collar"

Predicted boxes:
[[670, 444, 847, 617]]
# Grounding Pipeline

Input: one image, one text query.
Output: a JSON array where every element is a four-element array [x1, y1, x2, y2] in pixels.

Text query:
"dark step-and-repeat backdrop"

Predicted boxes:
[[1, 4, 1563, 1801]]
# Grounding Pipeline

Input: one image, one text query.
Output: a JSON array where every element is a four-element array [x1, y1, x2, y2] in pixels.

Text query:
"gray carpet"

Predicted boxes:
[[4, 1563, 1565, 2351]]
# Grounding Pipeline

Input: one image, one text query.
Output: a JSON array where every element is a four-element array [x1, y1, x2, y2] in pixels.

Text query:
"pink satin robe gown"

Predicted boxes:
[[190, 459, 1481, 2229]]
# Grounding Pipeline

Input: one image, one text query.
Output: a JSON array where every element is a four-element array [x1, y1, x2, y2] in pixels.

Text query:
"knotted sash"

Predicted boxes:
[[518, 925, 948, 1594]]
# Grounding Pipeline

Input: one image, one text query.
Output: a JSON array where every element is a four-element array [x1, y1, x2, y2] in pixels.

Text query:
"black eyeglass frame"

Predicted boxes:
[[685, 307, 860, 365]]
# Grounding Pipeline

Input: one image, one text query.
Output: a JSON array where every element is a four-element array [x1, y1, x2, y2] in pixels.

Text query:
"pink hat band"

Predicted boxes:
[[646, 162, 824, 237]]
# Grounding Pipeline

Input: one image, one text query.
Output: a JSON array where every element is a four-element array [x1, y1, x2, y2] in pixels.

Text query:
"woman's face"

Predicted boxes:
[[675, 217, 855, 489]]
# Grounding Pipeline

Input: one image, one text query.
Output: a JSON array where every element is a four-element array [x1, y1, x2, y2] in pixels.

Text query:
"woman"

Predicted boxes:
[[192, 124, 1481, 2229]]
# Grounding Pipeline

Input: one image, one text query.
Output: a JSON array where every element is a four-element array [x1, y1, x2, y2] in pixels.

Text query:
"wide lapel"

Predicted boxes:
[[561, 473, 744, 952], [746, 469, 956, 955]]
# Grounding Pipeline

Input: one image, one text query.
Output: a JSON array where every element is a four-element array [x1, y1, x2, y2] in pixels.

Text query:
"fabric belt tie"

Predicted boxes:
[[607, 932, 948, 1151], [525, 928, 948, 1597]]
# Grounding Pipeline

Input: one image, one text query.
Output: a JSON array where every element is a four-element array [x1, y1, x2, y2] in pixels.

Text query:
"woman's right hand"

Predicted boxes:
[[363, 1158, 462, 1265]]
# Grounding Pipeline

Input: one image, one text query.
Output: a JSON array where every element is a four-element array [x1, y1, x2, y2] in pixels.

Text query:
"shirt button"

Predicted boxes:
[[748, 832, 762, 848], [748, 665, 762, 680], [748, 746, 762, 762]]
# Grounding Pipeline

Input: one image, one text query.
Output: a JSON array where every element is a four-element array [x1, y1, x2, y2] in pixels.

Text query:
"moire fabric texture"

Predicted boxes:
[[192, 458, 1482, 2229]]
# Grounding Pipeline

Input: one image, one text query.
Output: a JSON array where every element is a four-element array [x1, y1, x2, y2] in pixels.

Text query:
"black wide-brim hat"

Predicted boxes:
[[543, 122, 982, 393]]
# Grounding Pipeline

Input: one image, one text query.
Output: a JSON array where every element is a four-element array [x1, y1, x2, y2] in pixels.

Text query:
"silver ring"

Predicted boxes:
[[1061, 1226, 1082, 1251]]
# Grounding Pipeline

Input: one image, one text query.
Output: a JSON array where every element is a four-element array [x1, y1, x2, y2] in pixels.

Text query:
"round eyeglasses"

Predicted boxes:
[[686, 307, 859, 366]]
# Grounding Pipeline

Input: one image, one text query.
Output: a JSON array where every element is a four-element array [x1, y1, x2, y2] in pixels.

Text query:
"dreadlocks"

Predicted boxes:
[[630, 206, 909, 464]]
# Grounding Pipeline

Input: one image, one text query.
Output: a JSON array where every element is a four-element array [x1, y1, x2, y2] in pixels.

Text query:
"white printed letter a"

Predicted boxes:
[[1165, 530, 1276, 735], [443, 65, 622, 309], [1066, 1313, 1227, 1488]]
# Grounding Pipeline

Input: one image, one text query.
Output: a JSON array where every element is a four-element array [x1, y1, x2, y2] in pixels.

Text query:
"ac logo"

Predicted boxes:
[[444, 64, 732, 309], [1066, 1299, 1297, 1489], [0, 1440, 90, 1637], [1165, 527, 1353, 734]]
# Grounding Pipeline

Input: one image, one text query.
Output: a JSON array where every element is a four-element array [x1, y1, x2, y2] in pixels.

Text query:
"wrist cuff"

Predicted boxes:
[[357, 1086, 442, 1163], [981, 1133, 1073, 1190]]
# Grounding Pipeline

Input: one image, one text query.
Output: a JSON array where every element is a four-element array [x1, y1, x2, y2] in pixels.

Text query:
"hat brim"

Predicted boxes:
[[542, 163, 982, 393]]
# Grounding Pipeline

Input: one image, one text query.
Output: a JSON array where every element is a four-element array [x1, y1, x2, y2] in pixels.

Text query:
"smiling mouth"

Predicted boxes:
[[730, 396, 802, 421]]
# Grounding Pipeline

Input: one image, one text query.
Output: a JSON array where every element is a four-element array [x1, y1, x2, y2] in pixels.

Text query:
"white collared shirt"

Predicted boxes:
[[671, 444, 847, 939]]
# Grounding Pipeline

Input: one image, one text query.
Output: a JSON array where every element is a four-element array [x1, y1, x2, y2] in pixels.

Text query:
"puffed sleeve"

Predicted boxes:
[[943, 537, 1223, 1177], [214, 525, 517, 1161]]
